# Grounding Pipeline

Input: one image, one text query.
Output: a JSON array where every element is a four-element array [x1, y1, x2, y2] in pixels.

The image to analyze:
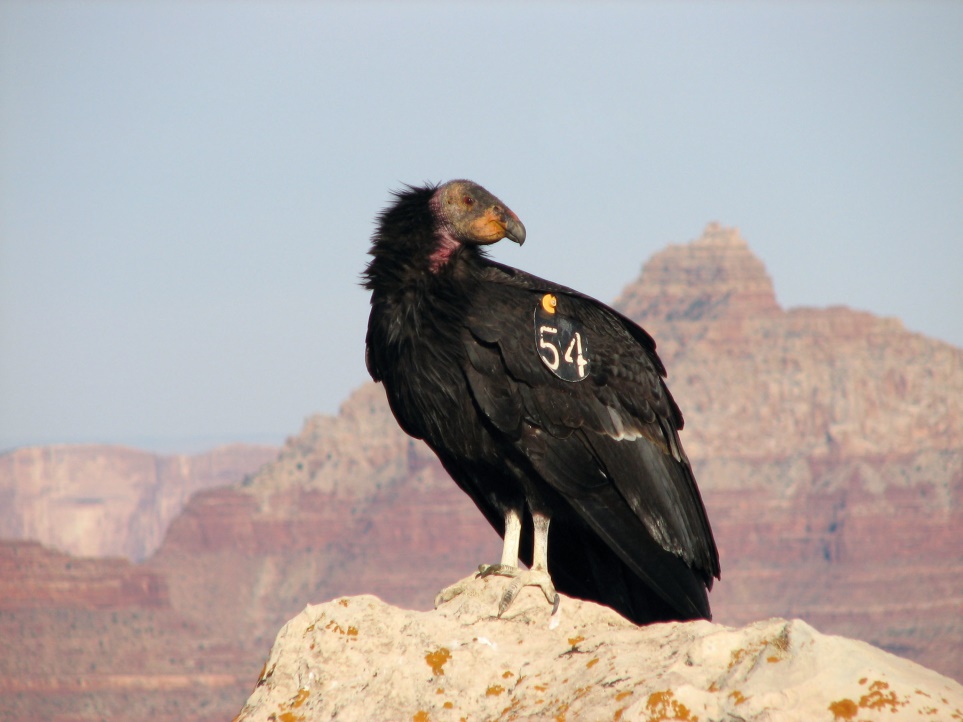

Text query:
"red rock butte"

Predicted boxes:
[[615, 222, 781, 321]]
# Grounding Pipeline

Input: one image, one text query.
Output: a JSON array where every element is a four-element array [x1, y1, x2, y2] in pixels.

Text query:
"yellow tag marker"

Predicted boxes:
[[541, 293, 557, 314]]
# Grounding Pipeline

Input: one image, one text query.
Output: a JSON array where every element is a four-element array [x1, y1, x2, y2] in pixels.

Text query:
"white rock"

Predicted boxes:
[[235, 574, 963, 722]]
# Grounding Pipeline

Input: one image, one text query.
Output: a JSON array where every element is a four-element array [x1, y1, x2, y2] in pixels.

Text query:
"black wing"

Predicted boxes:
[[461, 262, 720, 619]]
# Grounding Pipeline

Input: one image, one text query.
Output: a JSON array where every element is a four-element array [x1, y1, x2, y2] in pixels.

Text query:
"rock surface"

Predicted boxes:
[[234, 576, 963, 722]]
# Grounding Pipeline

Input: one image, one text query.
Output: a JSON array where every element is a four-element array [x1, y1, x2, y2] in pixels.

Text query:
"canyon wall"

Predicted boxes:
[[0, 443, 276, 561], [3, 224, 960, 722]]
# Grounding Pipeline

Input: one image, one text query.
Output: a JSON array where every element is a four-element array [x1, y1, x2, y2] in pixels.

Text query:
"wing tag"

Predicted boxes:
[[534, 294, 590, 382]]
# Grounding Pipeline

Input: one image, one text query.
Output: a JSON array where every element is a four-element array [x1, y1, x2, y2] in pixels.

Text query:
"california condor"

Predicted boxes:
[[363, 180, 719, 623]]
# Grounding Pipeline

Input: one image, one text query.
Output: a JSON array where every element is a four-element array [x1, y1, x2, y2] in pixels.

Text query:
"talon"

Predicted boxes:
[[440, 559, 558, 618], [490, 568, 557, 618], [549, 595, 562, 629], [538, 581, 557, 606], [479, 563, 519, 579], [497, 578, 524, 617]]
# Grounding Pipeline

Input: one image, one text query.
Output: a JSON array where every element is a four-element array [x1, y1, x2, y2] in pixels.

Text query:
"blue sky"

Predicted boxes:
[[1, 1, 961, 452]]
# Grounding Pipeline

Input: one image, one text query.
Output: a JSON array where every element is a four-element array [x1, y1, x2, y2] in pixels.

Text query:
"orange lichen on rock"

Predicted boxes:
[[829, 679, 929, 720], [553, 700, 570, 721], [828, 698, 858, 720], [728, 647, 749, 669], [324, 620, 351, 635], [425, 648, 451, 676], [646, 690, 698, 722], [290, 689, 309, 708], [500, 696, 524, 718], [859, 680, 907, 712]]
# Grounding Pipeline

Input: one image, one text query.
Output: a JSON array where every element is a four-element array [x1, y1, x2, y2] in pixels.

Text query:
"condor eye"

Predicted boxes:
[[463, 195, 474, 206]]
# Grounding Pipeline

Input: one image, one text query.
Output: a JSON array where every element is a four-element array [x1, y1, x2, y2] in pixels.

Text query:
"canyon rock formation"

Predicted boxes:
[[0, 443, 276, 561], [3, 224, 960, 722]]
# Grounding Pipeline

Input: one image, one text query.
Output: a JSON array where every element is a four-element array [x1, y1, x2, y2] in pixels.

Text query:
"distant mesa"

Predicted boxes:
[[0, 443, 277, 561]]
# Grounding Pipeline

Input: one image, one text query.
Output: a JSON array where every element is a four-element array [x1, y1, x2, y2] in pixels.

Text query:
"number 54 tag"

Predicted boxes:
[[534, 294, 590, 382]]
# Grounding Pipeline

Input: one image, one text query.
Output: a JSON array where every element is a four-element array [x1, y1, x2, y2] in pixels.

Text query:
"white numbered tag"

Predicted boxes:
[[534, 295, 590, 382]]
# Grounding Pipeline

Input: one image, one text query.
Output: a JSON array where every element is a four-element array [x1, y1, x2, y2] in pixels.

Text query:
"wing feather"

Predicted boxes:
[[459, 269, 721, 605], [526, 428, 711, 616]]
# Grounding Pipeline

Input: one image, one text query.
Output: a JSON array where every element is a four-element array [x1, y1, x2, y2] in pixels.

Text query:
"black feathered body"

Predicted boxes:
[[364, 185, 719, 623]]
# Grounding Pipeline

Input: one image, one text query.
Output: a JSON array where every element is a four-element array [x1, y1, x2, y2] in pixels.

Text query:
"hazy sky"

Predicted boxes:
[[1, 1, 961, 452]]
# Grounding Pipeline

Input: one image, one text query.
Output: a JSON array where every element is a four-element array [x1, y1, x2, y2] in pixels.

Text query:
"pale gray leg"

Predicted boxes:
[[484, 510, 559, 617], [476, 506, 522, 575], [501, 507, 522, 567], [435, 507, 559, 617]]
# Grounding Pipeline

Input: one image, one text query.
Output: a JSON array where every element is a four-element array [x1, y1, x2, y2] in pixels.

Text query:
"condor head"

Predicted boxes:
[[431, 180, 526, 247]]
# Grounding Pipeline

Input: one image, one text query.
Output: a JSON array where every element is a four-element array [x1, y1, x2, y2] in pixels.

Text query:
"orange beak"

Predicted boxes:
[[470, 207, 526, 245]]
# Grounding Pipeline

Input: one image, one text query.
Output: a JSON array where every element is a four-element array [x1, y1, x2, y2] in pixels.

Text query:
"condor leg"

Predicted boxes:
[[480, 509, 559, 617], [435, 507, 559, 616], [478, 505, 523, 572]]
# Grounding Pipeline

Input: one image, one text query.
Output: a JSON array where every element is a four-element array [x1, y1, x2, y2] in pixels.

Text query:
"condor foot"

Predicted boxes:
[[478, 564, 560, 617], [434, 565, 560, 618]]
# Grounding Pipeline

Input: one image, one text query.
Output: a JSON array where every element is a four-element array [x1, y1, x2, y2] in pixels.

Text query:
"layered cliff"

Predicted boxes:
[[0, 443, 276, 561]]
